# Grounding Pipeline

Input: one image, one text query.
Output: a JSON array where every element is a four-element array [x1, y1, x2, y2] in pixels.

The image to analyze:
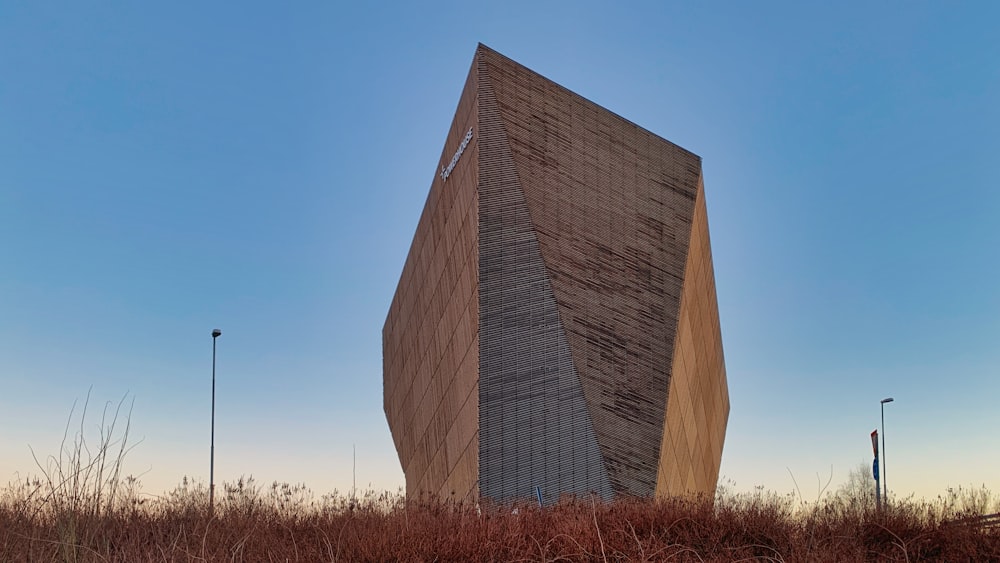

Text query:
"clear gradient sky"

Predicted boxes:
[[2, 2, 998, 502]]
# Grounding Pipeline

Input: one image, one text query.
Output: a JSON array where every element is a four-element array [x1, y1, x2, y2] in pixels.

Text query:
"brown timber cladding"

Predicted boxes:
[[382, 54, 480, 502], [383, 44, 729, 503], [655, 178, 730, 495]]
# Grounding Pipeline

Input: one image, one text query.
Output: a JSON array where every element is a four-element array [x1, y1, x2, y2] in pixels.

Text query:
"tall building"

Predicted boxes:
[[383, 44, 728, 504]]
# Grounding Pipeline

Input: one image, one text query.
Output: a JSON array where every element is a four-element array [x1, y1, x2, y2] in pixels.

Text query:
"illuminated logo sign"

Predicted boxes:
[[440, 128, 474, 181]]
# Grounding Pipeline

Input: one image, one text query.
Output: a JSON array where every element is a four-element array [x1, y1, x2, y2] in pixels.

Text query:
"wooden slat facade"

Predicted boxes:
[[383, 44, 729, 503]]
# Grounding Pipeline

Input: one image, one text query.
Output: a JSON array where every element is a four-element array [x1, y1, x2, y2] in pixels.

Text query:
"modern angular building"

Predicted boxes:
[[383, 44, 728, 504]]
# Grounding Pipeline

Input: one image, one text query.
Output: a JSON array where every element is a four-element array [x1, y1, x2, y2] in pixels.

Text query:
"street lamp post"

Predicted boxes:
[[880, 397, 894, 504], [211, 328, 222, 512]]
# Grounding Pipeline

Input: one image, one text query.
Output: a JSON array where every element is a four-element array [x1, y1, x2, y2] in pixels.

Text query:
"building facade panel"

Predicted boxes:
[[655, 178, 730, 496], [477, 67, 613, 503], [383, 56, 480, 500]]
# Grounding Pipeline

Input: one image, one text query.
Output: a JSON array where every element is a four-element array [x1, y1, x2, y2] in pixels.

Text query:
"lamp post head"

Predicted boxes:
[[881, 397, 894, 404], [212, 329, 222, 338]]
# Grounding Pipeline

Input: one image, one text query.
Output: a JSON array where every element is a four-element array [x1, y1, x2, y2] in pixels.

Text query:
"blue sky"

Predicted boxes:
[[2, 2, 997, 501]]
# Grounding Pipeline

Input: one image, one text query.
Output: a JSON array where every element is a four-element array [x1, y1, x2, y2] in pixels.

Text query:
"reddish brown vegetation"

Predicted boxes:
[[2, 478, 998, 562], [6, 398, 995, 560]]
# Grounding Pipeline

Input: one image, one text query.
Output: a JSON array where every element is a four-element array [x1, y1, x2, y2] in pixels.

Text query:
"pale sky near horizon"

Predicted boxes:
[[2, 2, 998, 503]]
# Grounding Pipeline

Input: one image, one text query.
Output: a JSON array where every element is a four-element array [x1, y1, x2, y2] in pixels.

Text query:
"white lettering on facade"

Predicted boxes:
[[440, 127, 474, 181]]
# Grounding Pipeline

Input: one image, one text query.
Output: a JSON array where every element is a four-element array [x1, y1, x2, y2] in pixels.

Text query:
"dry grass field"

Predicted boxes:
[[3, 474, 999, 562], [4, 398, 997, 561]]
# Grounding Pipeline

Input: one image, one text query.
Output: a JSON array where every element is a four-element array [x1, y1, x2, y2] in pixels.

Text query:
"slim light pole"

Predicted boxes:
[[880, 397, 894, 504], [210, 328, 222, 512]]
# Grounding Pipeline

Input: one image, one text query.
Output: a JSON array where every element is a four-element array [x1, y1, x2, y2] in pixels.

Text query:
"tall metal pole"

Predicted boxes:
[[880, 397, 894, 505], [211, 329, 221, 512]]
